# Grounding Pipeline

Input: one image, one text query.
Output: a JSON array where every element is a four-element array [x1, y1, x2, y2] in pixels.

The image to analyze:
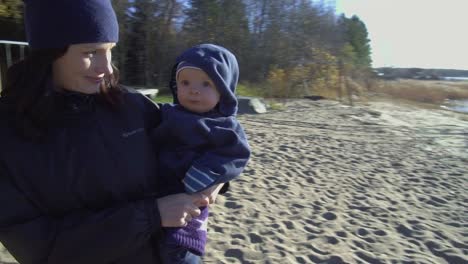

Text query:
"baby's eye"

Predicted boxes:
[[202, 81, 212, 87], [181, 80, 190, 86]]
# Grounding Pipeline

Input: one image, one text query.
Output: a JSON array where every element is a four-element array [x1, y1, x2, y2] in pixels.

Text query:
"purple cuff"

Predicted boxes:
[[164, 206, 209, 256]]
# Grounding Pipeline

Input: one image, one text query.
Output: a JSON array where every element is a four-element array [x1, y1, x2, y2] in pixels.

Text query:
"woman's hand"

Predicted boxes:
[[201, 183, 225, 204], [156, 193, 209, 227]]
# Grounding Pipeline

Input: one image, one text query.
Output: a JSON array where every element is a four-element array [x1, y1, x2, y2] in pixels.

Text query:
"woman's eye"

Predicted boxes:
[[84, 51, 97, 57]]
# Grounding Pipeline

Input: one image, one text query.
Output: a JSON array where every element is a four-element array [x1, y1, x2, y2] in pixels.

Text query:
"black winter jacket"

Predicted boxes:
[[0, 89, 165, 264]]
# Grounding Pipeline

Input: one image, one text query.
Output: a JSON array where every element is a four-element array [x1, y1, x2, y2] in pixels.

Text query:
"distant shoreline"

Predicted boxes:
[[373, 67, 468, 81], [442, 76, 468, 81]]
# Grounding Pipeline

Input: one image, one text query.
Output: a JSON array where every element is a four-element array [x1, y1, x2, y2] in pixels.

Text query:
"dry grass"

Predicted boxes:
[[369, 79, 468, 104]]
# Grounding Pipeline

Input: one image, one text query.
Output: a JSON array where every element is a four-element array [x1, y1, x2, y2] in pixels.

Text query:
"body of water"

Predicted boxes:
[[442, 76, 468, 81], [441, 99, 468, 114]]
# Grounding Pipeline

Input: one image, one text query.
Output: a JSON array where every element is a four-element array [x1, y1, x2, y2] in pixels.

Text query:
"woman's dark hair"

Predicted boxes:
[[1, 47, 122, 141]]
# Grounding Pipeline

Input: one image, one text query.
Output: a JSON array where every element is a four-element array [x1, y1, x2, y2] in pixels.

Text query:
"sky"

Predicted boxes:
[[335, 0, 468, 70]]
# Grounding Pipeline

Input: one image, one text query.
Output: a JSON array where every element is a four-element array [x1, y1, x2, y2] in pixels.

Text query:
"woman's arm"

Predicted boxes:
[[0, 167, 207, 264]]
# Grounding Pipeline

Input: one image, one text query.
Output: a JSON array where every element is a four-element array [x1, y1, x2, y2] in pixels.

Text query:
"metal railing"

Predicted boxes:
[[0, 40, 29, 91]]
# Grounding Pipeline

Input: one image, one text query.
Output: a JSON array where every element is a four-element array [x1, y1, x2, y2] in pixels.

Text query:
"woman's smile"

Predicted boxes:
[[85, 76, 104, 84]]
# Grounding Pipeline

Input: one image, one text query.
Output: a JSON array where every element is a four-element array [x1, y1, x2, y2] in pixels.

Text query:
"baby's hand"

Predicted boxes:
[[201, 183, 225, 204]]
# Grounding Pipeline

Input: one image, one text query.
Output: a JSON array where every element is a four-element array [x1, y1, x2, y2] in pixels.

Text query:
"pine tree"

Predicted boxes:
[[181, 0, 221, 45], [340, 15, 372, 68]]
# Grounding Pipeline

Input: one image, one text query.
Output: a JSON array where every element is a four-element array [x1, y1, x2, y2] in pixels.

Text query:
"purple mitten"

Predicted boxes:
[[164, 206, 209, 256]]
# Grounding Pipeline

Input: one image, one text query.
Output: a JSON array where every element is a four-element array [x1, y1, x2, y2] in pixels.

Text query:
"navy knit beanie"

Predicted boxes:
[[24, 0, 119, 50]]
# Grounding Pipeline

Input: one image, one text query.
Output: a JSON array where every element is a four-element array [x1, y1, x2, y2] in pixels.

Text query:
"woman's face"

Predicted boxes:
[[176, 68, 221, 114], [52, 42, 116, 94]]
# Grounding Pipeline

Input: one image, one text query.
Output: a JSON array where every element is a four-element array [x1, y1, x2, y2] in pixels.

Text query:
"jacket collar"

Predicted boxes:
[[54, 90, 97, 115]]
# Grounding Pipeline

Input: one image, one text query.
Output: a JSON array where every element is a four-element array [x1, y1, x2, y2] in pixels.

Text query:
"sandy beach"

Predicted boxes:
[[1, 98, 467, 264], [204, 99, 467, 263]]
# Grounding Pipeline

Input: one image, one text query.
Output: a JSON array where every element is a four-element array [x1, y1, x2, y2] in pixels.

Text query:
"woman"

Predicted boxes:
[[0, 0, 221, 263]]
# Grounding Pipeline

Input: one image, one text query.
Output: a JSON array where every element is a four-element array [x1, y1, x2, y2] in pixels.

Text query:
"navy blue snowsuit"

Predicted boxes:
[[153, 44, 251, 258]]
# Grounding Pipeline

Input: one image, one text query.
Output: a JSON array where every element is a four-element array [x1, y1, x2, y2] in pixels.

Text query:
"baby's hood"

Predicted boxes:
[[170, 43, 239, 116]]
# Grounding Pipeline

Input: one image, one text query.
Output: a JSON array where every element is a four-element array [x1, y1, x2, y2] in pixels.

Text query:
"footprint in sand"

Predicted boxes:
[[325, 236, 339, 245], [322, 212, 337, 221], [249, 233, 263, 244], [396, 224, 413, 237], [425, 240, 467, 264], [374, 230, 387, 237], [224, 201, 243, 209], [224, 248, 244, 261], [357, 228, 370, 237], [282, 220, 295, 230], [335, 231, 348, 238], [305, 254, 345, 264], [355, 251, 383, 264]]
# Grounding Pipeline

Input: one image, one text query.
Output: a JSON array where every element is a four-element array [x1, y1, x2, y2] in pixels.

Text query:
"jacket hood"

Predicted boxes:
[[169, 44, 239, 116]]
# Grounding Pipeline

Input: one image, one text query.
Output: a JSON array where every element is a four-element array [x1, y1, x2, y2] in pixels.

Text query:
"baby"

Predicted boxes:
[[151, 43, 251, 263]]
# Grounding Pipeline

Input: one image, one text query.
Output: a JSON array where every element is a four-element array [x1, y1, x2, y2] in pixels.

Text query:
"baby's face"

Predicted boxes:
[[176, 68, 220, 114]]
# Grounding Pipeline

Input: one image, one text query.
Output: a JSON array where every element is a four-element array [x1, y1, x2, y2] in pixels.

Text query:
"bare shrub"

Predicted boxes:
[[370, 79, 468, 104]]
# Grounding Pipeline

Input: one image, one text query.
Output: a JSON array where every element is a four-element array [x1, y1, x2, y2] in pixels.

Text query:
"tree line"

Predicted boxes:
[[1, 0, 372, 97]]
